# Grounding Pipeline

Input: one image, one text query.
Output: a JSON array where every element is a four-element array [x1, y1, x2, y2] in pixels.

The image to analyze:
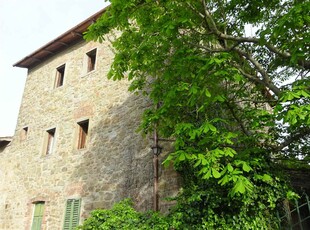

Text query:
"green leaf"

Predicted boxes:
[[209, 124, 217, 132], [300, 90, 310, 98], [212, 168, 221, 178], [201, 157, 208, 166], [162, 154, 174, 168], [194, 159, 201, 168], [178, 152, 186, 161], [234, 179, 246, 194], [224, 147, 236, 157], [218, 175, 229, 185], [262, 174, 272, 182], [242, 162, 252, 172], [205, 89, 211, 97], [202, 169, 212, 179]]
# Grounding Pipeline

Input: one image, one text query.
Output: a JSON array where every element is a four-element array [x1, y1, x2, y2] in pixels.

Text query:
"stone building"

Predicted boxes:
[[0, 8, 179, 230]]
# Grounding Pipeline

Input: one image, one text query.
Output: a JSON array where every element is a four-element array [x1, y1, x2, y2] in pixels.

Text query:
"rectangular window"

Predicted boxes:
[[31, 202, 45, 230], [55, 64, 65, 88], [46, 128, 56, 155], [77, 120, 89, 149], [63, 199, 81, 230], [21, 126, 28, 140], [86, 49, 97, 72]]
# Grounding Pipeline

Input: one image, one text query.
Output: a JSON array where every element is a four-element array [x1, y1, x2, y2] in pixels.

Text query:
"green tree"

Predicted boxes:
[[85, 0, 309, 228]]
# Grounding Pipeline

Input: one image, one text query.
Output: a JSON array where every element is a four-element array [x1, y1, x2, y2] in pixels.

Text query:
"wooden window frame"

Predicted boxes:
[[77, 120, 89, 149], [63, 199, 81, 230], [86, 49, 97, 72], [55, 64, 65, 88]]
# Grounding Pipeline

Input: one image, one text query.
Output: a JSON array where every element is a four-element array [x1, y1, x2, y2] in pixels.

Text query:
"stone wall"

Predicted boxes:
[[287, 168, 310, 194], [0, 39, 180, 229]]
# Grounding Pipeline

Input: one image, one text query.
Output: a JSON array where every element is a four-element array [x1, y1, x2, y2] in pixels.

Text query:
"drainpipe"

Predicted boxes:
[[153, 129, 159, 212], [151, 105, 162, 212]]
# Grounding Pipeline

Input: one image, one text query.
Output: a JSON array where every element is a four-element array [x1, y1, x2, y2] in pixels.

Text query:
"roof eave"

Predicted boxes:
[[13, 6, 108, 69]]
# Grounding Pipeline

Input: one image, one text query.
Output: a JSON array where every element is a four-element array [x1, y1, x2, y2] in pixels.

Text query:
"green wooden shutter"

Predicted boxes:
[[63, 199, 81, 230], [31, 202, 45, 230]]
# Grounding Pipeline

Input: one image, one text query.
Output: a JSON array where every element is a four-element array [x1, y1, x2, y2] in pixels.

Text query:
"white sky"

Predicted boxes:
[[0, 0, 109, 136]]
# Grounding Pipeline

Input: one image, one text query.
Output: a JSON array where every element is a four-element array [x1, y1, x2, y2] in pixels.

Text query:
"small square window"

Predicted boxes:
[[46, 128, 56, 155], [55, 65, 65, 88], [86, 49, 97, 72], [77, 120, 89, 149]]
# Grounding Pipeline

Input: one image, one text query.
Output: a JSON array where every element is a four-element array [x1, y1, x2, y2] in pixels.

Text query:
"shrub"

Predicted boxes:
[[78, 199, 170, 230]]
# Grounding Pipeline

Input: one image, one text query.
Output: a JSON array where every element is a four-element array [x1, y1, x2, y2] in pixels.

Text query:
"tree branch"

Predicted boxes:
[[201, 0, 219, 34], [199, 0, 310, 70], [233, 47, 281, 96], [225, 101, 251, 136], [232, 64, 267, 86], [277, 127, 310, 151]]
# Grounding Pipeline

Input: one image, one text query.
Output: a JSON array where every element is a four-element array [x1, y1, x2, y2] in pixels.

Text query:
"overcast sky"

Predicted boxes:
[[0, 0, 109, 136]]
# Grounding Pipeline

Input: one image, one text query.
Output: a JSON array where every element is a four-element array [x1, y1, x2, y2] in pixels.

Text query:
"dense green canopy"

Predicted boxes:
[[85, 0, 309, 228]]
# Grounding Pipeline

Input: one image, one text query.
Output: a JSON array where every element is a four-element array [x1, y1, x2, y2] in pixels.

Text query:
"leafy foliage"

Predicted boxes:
[[85, 0, 309, 228], [165, 162, 291, 229], [78, 199, 169, 230]]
